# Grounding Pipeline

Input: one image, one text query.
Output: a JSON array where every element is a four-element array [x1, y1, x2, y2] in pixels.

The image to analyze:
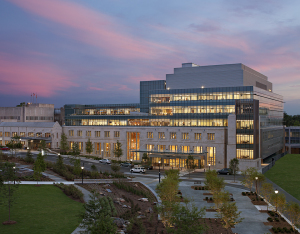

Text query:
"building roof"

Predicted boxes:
[[0, 122, 58, 128]]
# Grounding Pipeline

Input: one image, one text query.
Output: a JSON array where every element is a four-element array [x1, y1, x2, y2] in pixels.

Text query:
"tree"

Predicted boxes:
[[271, 193, 286, 215], [110, 163, 120, 175], [186, 155, 197, 178], [72, 142, 80, 156], [214, 191, 230, 212], [86, 138, 93, 155], [229, 158, 239, 182], [260, 183, 274, 211], [71, 143, 81, 176], [113, 141, 123, 161], [6, 135, 22, 157], [286, 202, 300, 232], [33, 152, 46, 185], [210, 176, 225, 195], [204, 170, 218, 190], [55, 155, 65, 170], [142, 153, 151, 167], [59, 133, 69, 154], [241, 167, 258, 192], [219, 202, 243, 229], [25, 148, 34, 163], [0, 162, 19, 224], [167, 202, 206, 234], [39, 140, 47, 152]]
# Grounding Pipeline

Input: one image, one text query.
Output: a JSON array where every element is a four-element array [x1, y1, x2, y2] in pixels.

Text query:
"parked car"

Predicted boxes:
[[217, 168, 231, 175], [130, 167, 146, 173], [99, 159, 111, 164], [1, 147, 10, 151], [147, 166, 153, 170], [120, 162, 132, 167]]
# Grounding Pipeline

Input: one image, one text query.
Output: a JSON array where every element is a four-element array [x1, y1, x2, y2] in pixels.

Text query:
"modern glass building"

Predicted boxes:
[[285, 127, 300, 154], [64, 63, 284, 170]]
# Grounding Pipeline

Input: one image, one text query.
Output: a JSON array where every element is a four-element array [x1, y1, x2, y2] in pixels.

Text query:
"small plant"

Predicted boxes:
[[205, 197, 208, 200], [267, 217, 273, 222], [209, 197, 213, 201], [242, 192, 246, 196], [275, 217, 279, 222], [260, 198, 263, 201]]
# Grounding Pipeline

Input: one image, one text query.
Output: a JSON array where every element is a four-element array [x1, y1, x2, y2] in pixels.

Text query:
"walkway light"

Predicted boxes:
[[159, 161, 161, 183], [81, 165, 84, 184]]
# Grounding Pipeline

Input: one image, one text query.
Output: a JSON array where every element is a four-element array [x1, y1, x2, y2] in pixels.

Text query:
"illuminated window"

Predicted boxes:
[[69, 130, 74, 136], [45, 133, 51, 138], [158, 132, 165, 139], [169, 145, 177, 152], [194, 146, 202, 153], [114, 131, 120, 138], [207, 147, 215, 165], [195, 133, 201, 140], [86, 131, 91, 137], [5, 132, 10, 137], [146, 144, 154, 151], [0, 132, 2, 137], [77, 130, 82, 137], [208, 133, 215, 140], [36, 132, 42, 137], [20, 132, 25, 137], [158, 145, 166, 152], [95, 131, 100, 137], [170, 132, 176, 139], [181, 145, 190, 153], [28, 132, 34, 137], [147, 132, 153, 138], [182, 133, 189, 140], [12, 132, 18, 137]]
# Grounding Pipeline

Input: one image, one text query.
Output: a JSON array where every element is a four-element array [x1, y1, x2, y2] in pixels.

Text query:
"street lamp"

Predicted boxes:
[[81, 164, 84, 184], [255, 176, 258, 200], [101, 149, 104, 159], [275, 189, 278, 215], [159, 161, 161, 183], [208, 163, 211, 171], [130, 159, 133, 174], [13, 166, 16, 185]]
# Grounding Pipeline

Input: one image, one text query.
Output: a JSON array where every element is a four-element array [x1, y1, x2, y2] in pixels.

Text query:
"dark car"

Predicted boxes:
[[1, 147, 10, 151], [120, 162, 132, 167], [217, 168, 231, 175], [147, 166, 153, 170]]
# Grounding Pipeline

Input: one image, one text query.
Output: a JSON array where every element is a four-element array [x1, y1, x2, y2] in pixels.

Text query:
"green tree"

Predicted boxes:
[[219, 202, 243, 229], [59, 133, 69, 154], [113, 141, 123, 161], [204, 170, 218, 190], [271, 193, 286, 215], [260, 182, 274, 211], [0, 162, 19, 224], [6, 135, 22, 157], [214, 191, 230, 212], [167, 202, 206, 234], [86, 138, 93, 155], [241, 167, 258, 192], [186, 155, 197, 178], [25, 148, 34, 163], [229, 158, 239, 182], [71, 143, 81, 176], [72, 142, 80, 156], [286, 202, 300, 232], [142, 153, 151, 167], [55, 155, 65, 170], [39, 140, 47, 151], [210, 176, 225, 195], [33, 153, 46, 185]]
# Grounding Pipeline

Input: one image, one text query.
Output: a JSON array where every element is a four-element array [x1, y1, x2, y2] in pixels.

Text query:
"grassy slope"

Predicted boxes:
[[0, 185, 84, 234], [265, 154, 300, 201]]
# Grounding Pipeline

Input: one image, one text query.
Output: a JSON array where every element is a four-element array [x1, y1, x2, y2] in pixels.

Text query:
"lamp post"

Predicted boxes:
[[255, 176, 258, 200], [158, 160, 161, 183], [275, 189, 278, 215], [81, 164, 84, 184], [13, 166, 16, 185], [130, 159, 133, 173], [208, 163, 211, 171], [101, 149, 104, 159]]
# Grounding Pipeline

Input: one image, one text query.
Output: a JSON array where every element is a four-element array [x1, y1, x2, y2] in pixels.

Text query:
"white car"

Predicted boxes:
[[130, 167, 146, 173], [99, 159, 111, 164]]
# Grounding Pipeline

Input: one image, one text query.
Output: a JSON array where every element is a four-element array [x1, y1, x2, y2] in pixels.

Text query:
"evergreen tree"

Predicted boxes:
[[56, 155, 65, 170], [59, 133, 69, 154], [72, 142, 80, 156], [219, 202, 243, 229], [86, 138, 93, 155]]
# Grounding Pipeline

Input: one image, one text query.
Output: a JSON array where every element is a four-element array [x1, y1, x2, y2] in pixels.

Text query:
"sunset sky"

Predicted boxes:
[[1, 0, 299, 114]]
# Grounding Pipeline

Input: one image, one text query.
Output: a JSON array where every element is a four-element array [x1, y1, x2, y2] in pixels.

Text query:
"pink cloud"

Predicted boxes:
[[0, 53, 76, 97], [8, 0, 175, 59], [89, 87, 104, 91]]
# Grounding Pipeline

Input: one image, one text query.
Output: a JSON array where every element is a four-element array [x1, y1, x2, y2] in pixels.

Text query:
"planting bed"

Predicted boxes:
[[200, 218, 235, 234], [263, 211, 299, 234], [242, 191, 268, 205], [191, 186, 209, 190]]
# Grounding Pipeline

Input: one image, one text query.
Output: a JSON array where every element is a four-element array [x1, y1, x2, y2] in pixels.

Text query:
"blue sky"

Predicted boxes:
[[0, 0, 299, 114]]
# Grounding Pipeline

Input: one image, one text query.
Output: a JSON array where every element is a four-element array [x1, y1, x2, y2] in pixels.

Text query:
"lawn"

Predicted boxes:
[[265, 154, 300, 201], [0, 185, 84, 234]]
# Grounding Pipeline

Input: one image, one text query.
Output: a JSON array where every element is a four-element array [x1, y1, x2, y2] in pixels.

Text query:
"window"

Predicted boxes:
[[5, 132, 10, 137], [36, 132, 42, 137], [158, 132, 165, 139], [208, 133, 215, 140], [114, 131, 120, 138], [94, 142, 101, 154], [86, 131, 91, 137], [207, 147, 216, 165], [0, 132, 2, 137], [146, 144, 154, 151], [45, 133, 51, 138], [28, 132, 34, 137], [170, 132, 176, 139], [182, 133, 189, 140], [69, 130, 74, 136], [20, 132, 25, 137], [95, 131, 101, 137], [195, 133, 201, 140], [181, 145, 190, 153], [194, 146, 202, 153], [105, 143, 111, 157], [147, 132, 153, 138], [12, 132, 18, 137], [169, 145, 177, 152], [105, 131, 110, 137], [77, 130, 82, 136], [158, 145, 166, 152]]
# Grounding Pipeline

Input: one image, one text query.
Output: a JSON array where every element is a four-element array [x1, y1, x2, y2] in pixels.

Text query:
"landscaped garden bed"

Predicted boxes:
[[242, 191, 268, 205], [191, 185, 209, 190], [264, 211, 299, 234], [200, 218, 235, 234]]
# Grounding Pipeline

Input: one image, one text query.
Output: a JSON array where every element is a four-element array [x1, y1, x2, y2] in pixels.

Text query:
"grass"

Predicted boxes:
[[0, 185, 84, 234], [265, 154, 300, 201]]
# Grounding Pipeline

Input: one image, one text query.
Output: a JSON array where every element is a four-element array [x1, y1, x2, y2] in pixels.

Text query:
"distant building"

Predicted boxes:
[[0, 122, 62, 149], [63, 63, 285, 170], [0, 103, 54, 122], [54, 107, 65, 126], [285, 126, 300, 153]]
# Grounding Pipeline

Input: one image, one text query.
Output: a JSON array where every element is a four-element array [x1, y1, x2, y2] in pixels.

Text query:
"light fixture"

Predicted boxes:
[[81, 166, 84, 170], [275, 189, 278, 194], [201, 86, 204, 88]]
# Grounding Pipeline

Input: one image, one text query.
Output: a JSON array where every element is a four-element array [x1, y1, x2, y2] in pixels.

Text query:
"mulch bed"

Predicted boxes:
[[191, 186, 208, 190], [242, 192, 268, 205], [200, 218, 235, 234], [2, 220, 17, 225], [264, 211, 299, 234], [206, 208, 217, 212], [78, 182, 165, 234]]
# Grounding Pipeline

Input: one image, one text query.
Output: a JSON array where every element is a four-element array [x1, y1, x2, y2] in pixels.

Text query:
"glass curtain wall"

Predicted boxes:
[[127, 132, 140, 161]]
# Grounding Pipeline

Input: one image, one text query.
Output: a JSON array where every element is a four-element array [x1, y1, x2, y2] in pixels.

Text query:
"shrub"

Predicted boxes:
[[267, 217, 273, 222], [242, 192, 246, 196], [261, 198, 263, 201], [209, 197, 212, 201], [205, 197, 208, 200], [275, 217, 279, 222], [54, 183, 84, 202]]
